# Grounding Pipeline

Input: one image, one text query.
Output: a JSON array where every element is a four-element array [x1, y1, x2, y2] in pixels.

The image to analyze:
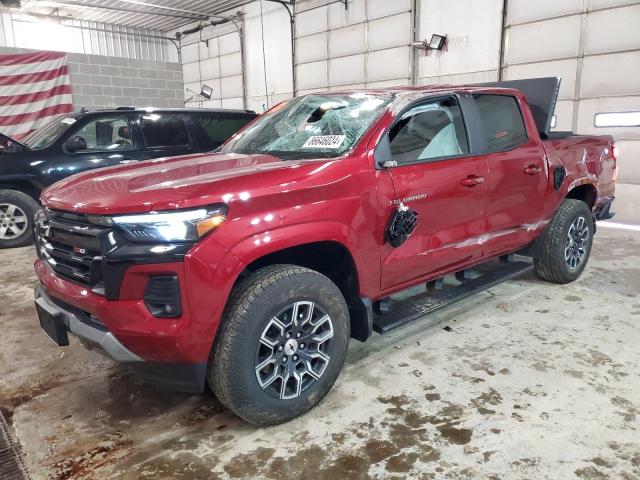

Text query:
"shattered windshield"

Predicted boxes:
[[222, 93, 392, 159]]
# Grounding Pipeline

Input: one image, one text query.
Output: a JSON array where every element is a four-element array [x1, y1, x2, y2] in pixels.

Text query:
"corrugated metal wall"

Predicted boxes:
[[502, 0, 640, 183], [243, 1, 293, 111], [416, 0, 503, 85], [180, 21, 246, 109], [175, 1, 293, 112], [0, 11, 171, 61]]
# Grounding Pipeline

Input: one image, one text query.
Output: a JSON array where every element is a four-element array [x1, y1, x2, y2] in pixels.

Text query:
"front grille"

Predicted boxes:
[[35, 209, 108, 288]]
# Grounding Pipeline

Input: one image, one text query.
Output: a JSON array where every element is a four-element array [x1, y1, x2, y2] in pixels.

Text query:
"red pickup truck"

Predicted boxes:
[[33, 78, 616, 425]]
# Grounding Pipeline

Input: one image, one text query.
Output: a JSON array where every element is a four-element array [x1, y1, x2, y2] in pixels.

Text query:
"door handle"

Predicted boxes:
[[524, 164, 542, 175], [460, 175, 485, 187]]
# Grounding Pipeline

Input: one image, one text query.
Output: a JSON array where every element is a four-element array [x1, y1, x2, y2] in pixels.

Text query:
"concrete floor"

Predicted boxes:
[[1, 187, 639, 480]]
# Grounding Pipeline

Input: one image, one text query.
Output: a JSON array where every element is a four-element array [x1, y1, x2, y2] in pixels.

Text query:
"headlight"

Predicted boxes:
[[112, 204, 227, 243]]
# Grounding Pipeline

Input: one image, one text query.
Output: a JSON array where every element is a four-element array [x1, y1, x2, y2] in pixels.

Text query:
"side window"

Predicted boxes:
[[473, 94, 528, 152], [389, 97, 469, 163], [71, 116, 133, 151], [141, 114, 190, 148], [197, 114, 252, 145]]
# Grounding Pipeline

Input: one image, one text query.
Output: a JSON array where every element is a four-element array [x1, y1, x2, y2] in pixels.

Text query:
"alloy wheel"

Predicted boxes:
[[255, 301, 334, 400], [565, 215, 589, 270], [0, 204, 28, 240]]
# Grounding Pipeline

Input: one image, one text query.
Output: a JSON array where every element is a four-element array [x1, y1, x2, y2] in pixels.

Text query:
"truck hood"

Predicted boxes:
[[41, 152, 329, 215]]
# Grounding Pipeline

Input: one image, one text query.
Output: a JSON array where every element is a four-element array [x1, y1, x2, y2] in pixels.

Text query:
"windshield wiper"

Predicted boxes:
[[229, 149, 338, 160], [271, 150, 339, 160]]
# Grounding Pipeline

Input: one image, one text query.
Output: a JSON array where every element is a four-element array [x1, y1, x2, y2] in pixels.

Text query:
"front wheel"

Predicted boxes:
[[0, 189, 39, 249], [534, 199, 594, 284], [208, 265, 350, 425]]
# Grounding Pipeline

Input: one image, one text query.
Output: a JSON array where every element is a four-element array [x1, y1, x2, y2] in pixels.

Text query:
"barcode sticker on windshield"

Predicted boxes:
[[302, 135, 346, 149]]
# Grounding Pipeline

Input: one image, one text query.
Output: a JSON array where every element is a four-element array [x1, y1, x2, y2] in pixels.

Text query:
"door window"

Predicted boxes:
[[389, 97, 469, 164], [473, 94, 528, 152], [141, 114, 189, 148], [71, 116, 133, 151]]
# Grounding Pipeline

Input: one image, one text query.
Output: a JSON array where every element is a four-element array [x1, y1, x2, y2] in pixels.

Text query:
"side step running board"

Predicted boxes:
[[372, 260, 533, 334]]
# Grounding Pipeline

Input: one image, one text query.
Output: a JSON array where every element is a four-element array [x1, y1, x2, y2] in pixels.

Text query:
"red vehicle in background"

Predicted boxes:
[[33, 78, 616, 425]]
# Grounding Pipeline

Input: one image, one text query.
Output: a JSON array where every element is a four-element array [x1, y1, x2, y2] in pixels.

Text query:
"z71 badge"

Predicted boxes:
[[389, 193, 428, 206]]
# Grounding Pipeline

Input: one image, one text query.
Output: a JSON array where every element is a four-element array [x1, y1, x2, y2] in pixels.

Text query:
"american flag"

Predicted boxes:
[[0, 51, 74, 140]]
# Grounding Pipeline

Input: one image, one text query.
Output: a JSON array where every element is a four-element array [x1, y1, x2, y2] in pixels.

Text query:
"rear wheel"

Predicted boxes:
[[208, 264, 350, 425], [534, 199, 594, 284], [0, 190, 39, 248]]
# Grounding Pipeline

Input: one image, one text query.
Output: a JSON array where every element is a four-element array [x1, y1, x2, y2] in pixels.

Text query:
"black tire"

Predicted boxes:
[[0, 189, 39, 249], [534, 199, 594, 284], [208, 264, 350, 425]]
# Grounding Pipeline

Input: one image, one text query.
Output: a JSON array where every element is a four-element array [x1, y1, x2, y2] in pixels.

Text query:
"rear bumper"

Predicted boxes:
[[34, 285, 207, 392]]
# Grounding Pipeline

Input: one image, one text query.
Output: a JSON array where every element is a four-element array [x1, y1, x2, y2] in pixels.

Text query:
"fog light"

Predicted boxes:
[[144, 275, 182, 318]]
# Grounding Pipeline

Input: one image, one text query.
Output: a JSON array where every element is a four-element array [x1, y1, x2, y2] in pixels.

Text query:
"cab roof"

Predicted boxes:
[[321, 76, 561, 136], [320, 84, 524, 98]]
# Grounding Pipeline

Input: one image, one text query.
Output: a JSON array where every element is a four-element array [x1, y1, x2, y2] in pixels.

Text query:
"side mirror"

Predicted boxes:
[[63, 136, 87, 154]]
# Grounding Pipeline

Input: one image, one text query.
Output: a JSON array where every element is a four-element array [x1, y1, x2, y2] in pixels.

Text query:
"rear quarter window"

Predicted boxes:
[[141, 114, 190, 148], [473, 94, 528, 152], [197, 114, 253, 144]]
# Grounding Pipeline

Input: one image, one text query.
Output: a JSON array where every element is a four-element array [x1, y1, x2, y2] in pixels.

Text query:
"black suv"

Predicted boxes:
[[0, 107, 256, 248]]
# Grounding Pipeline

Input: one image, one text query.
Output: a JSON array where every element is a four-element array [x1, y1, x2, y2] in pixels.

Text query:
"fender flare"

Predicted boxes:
[[566, 176, 598, 196], [227, 220, 366, 279], [565, 176, 598, 209]]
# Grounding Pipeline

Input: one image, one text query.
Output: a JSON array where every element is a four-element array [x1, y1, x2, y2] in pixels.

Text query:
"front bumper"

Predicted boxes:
[[35, 285, 142, 362], [33, 233, 245, 392], [34, 284, 207, 392], [34, 233, 242, 360]]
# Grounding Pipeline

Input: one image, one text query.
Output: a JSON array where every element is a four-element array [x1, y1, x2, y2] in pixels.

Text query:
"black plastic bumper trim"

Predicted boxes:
[[126, 362, 207, 393], [35, 285, 207, 393]]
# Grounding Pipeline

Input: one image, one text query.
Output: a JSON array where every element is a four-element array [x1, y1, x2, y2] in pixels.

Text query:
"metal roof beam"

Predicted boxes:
[[29, 0, 206, 21], [199, 0, 254, 16], [109, 0, 210, 18]]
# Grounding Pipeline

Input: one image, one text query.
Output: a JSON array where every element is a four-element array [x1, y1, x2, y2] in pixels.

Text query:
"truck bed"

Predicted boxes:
[[542, 133, 616, 208]]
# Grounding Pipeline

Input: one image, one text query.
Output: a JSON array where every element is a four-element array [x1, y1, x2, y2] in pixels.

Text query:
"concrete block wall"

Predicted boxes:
[[0, 46, 184, 109], [67, 53, 184, 109]]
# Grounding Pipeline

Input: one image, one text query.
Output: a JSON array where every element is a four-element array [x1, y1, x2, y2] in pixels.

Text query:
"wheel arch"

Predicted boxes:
[[0, 177, 43, 202], [565, 182, 597, 209], [229, 237, 373, 343]]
